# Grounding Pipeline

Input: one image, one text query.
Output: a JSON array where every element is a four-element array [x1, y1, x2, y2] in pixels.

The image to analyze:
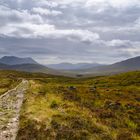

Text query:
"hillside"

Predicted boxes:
[[0, 62, 8, 69], [0, 70, 138, 140], [76, 56, 140, 75], [0, 71, 21, 96], [0, 56, 140, 77], [0, 56, 38, 65], [0, 56, 76, 77]]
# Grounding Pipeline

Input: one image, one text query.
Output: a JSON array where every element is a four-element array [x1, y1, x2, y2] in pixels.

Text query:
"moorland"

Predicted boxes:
[[0, 70, 140, 140]]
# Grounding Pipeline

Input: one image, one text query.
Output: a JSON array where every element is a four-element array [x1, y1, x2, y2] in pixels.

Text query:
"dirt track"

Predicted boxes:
[[0, 80, 29, 140]]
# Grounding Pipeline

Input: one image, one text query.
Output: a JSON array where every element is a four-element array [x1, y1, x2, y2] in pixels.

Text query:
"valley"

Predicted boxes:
[[0, 56, 140, 77]]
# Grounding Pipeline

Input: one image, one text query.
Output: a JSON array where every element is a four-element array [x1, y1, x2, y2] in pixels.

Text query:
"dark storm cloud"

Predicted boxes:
[[0, 0, 140, 64]]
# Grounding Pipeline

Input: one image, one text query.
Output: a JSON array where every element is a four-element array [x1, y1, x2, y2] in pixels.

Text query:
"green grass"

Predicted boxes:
[[0, 70, 22, 95], [0, 70, 140, 140]]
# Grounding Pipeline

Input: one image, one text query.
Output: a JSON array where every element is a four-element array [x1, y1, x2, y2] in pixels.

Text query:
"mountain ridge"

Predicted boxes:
[[0, 56, 38, 65], [46, 62, 104, 70], [79, 56, 140, 75], [0, 55, 140, 77]]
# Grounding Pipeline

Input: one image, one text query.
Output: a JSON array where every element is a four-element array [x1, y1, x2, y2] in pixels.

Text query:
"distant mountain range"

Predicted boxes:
[[46, 63, 104, 70], [79, 56, 140, 75], [0, 56, 58, 75], [0, 56, 140, 76], [0, 56, 38, 65]]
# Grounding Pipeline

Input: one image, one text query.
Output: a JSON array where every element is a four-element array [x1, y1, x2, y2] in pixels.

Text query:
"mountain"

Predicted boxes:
[[0, 62, 8, 69], [0, 56, 140, 77], [80, 56, 140, 75], [0, 56, 56, 74], [46, 63, 104, 70], [0, 56, 38, 65], [0, 56, 73, 77]]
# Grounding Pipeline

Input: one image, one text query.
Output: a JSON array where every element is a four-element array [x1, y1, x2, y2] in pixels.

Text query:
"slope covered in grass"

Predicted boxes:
[[0, 70, 21, 96], [14, 71, 140, 140]]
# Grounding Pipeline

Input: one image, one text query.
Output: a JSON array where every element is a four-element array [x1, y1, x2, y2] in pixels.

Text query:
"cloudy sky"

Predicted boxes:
[[0, 0, 140, 64]]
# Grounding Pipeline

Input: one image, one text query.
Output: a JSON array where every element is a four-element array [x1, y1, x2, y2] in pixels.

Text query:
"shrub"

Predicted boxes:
[[50, 100, 58, 109], [117, 132, 133, 140]]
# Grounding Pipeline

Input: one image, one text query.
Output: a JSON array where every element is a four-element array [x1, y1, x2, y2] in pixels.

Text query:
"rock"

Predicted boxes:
[[68, 86, 76, 90], [76, 74, 83, 77], [89, 86, 97, 92], [105, 101, 122, 110], [12, 118, 18, 122]]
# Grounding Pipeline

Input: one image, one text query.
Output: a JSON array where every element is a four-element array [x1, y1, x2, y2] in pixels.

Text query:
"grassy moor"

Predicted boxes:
[[0, 70, 137, 140]]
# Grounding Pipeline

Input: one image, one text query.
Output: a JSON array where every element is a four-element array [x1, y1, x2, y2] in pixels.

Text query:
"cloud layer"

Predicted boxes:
[[0, 0, 140, 64]]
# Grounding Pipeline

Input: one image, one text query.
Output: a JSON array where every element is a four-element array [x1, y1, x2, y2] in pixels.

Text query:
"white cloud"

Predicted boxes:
[[36, 0, 58, 8], [0, 22, 100, 43], [32, 7, 62, 16], [106, 39, 140, 56], [52, 0, 140, 9], [0, 4, 99, 43], [0, 5, 43, 24], [0, 0, 140, 64], [107, 39, 131, 47], [107, 0, 140, 8]]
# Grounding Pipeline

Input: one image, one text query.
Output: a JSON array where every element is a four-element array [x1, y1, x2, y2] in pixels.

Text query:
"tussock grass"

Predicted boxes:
[[0, 70, 139, 140]]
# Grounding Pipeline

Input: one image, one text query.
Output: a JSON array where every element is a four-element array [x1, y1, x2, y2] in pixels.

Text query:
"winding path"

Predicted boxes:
[[0, 80, 29, 140]]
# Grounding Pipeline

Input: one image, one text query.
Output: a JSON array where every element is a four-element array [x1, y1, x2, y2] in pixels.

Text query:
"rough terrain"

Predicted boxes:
[[0, 80, 29, 140]]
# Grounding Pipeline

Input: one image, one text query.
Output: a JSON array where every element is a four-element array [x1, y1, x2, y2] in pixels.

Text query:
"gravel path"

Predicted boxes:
[[0, 80, 29, 140]]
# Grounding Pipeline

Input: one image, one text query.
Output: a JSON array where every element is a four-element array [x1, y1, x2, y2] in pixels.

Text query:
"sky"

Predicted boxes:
[[0, 0, 140, 64]]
